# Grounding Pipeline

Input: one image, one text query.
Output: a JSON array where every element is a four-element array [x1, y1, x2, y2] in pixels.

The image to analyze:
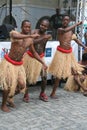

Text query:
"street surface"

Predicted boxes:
[[0, 83, 87, 130]]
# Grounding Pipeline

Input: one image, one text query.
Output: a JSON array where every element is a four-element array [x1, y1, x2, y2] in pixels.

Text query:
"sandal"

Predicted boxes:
[[39, 93, 48, 102], [23, 94, 29, 103]]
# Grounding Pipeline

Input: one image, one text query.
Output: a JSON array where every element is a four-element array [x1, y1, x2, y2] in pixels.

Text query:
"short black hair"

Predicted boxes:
[[62, 14, 70, 20], [21, 20, 30, 27], [82, 53, 87, 62], [56, 7, 60, 11], [40, 19, 49, 24]]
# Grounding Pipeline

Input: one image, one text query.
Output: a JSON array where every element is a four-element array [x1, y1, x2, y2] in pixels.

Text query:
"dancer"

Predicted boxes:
[[48, 15, 87, 98], [0, 27, 47, 112], [23, 19, 51, 102]]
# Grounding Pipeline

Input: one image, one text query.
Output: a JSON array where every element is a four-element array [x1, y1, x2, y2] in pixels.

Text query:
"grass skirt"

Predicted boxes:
[[64, 75, 87, 92], [80, 76, 87, 92], [23, 53, 44, 84], [0, 58, 26, 97], [64, 76, 79, 92], [48, 50, 84, 79]]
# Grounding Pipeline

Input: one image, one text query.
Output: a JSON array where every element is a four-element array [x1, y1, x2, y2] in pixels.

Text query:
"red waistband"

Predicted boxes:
[[4, 54, 23, 65], [27, 50, 44, 58], [57, 46, 72, 53]]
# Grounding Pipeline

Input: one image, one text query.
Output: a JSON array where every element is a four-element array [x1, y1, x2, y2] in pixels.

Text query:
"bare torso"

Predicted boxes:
[[31, 29, 47, 55], [58, 29, 73, 50], [9, 38, 31, 61]]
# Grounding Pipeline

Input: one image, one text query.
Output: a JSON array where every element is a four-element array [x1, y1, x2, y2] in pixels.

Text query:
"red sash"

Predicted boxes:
[[4, 54, 23, 65], [27, 50, 44, 58], [57, 46, 72, 53]]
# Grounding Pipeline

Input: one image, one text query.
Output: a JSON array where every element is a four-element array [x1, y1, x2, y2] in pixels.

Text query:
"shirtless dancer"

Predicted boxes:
[[48, 15, 87, 98], [0, 28, 47, 112], [23, 19, 51, 102]]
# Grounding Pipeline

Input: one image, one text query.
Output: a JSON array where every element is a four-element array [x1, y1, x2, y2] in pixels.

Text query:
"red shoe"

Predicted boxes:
[[39, 93, 48, 102], [23, 94, 29, 103]]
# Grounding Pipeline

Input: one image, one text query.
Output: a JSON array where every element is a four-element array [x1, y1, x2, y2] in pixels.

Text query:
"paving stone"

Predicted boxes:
[[0, 84, 87, 130]]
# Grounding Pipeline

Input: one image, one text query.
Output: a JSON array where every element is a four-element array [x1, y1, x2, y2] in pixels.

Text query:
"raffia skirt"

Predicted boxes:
[[0, 58, 26, 97], [64, 75, 87, 92], [80, 76, 87, 92], [64, 75, 80, 91], [48, 50, 84, 79], [23, 53, 44, 84]]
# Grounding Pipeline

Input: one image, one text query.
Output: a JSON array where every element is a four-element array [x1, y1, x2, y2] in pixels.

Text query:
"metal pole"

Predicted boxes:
[[81, 0, 86, 59], [9, 0, 12, 24], [77, 0, 86, 60], [81, 0, 86, 39], [57, 0, 60, 7], [75, 0, 80, 33]]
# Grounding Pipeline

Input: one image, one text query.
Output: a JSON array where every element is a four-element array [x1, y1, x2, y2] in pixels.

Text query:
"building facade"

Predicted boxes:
[[0, 0, 78, 31]]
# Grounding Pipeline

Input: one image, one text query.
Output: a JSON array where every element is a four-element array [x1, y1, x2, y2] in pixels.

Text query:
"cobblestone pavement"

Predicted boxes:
[[0, 83, 87, 130]]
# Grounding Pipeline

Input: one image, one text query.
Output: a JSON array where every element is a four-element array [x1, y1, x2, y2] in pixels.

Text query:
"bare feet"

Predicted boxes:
[[50, 93, 58, 99], [83, 92, 87, 96], [7, 101, 16, 108], [1, 105, 10, 112]]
